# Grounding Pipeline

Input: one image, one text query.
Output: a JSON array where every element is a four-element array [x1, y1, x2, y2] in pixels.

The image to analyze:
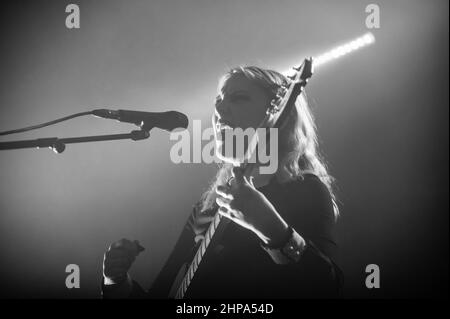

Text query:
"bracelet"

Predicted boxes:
[[260, 226, 307, 264]]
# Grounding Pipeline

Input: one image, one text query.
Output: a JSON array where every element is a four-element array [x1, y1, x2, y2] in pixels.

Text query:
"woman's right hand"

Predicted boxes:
[[103, 238, 145, 285]]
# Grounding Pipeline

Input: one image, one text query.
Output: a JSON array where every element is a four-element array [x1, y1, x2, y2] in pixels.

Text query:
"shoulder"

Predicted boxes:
[[284, 174, 331, 198], [281, 174, 335, 219]]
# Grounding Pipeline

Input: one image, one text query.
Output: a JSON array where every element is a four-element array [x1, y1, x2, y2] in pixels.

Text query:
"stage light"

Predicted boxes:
[[313, 32, 375, 67], [283, 32, 375, 75]]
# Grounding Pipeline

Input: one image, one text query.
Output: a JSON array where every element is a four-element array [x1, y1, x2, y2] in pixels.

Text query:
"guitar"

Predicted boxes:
[[169, 58, 314, 299]]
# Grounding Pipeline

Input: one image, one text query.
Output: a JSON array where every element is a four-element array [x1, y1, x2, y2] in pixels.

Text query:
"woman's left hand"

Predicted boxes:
[[215, 167, 289, 244]]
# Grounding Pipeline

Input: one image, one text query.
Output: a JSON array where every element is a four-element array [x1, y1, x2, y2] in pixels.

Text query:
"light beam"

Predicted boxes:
[[283, 32, 375, 75], [313, 32, 375, 67]]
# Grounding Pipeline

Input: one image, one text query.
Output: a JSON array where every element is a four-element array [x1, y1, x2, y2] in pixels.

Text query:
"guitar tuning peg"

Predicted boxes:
[[266, 105, 280, 115], [287, 74, 296, 81], [292, 65, 301, 71], [276, 87, 287, 97]]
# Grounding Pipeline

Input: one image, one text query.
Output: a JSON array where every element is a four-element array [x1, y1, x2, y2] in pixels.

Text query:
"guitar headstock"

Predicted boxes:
[[240, 57, 315, 172], [288, 57, 314, 84], [267, 57, 314, 115]]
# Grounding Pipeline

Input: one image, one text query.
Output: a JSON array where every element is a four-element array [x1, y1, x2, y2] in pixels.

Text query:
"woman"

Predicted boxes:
[[102, 66, 343, 298]]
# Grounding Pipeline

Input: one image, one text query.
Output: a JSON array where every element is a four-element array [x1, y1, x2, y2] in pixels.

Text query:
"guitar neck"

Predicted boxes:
[[175, 211, 227, 299]]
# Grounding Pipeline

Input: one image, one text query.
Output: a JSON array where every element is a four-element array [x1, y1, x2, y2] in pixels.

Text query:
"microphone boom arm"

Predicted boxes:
[[0, 129, 150, 153], [0, 108, 188, 153]]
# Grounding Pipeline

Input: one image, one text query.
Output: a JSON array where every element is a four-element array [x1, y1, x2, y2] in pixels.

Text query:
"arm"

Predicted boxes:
[[262, 176, 337, 260], [259, 177, 343, 297], [102, 210, 199, 299], [215, 168, 343, 297]]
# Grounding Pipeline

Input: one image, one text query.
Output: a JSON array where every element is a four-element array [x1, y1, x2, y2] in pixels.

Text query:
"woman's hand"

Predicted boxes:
[[103, 238, 144, 285], [215, 167, 289, 245]]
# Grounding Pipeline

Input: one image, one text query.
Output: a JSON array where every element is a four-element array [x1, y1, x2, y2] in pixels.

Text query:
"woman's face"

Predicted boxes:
[[213, 73, 272, 163], [214, 74, 270, 130]]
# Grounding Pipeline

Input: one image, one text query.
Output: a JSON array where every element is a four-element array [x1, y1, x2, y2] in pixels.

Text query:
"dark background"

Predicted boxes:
[[0, 0, 448, 298]]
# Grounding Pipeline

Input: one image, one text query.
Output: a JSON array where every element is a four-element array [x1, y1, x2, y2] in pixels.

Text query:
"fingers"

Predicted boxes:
[[217, 206, 244, 224], [217, 206, 234, 221], [104, 257, 132, 272], [103, 268, 128, 280], [231, 167, 256, 190], [232, 166, 245, 183], [104, 244, 137, 266], [247, 176, 255, 188], [103, 251, 132, 280], [103, 261, 129, 280], [189, 205, 217, 238], [215, 195, 232, 210], [195, 214, 215, 225], [103, 239, 145, 282], [109, 238, 144, 257], [241, 175, 256, 190], [190, 213, 215, 236], [105, 248, 133, 259], [110, 238, 133, 250], [216, 185, 233, 199], [190, 206, 215, 227]]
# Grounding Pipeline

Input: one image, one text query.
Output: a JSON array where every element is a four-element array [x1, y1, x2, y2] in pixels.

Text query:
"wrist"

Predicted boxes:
[[102, 273, 133, 299], [260, 227, 307, 264], [256, 215, 289, 246], [104, 273, 130, 286], [259, 223, 290, 248]]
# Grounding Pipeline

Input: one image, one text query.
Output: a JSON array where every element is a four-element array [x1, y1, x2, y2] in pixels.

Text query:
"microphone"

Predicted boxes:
[[92, 109, 188, 131]]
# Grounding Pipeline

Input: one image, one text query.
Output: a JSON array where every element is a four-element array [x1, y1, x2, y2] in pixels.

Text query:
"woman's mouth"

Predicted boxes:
[[217, 121, 234, 131]]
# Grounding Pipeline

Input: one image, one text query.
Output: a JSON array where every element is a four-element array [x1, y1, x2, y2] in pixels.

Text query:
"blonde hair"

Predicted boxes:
[[201, 66, 339, 218]]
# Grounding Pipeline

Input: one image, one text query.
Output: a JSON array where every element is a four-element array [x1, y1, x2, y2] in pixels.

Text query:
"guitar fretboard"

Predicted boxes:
[[175, 211, 224, 299]]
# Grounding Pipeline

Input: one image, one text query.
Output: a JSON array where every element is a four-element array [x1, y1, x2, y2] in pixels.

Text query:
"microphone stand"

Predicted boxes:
[[0, 129, 150, 153]]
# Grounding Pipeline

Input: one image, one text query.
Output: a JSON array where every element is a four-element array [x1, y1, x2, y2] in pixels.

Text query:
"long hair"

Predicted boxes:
[[200, 66, 339, 218]]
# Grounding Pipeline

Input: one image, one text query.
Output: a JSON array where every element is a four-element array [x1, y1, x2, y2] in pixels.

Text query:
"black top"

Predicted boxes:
[[126, 174, 343, 298]]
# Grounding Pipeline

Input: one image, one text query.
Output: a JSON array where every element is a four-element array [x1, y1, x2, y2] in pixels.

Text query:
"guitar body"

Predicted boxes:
[[168, 263, 187, 298]]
